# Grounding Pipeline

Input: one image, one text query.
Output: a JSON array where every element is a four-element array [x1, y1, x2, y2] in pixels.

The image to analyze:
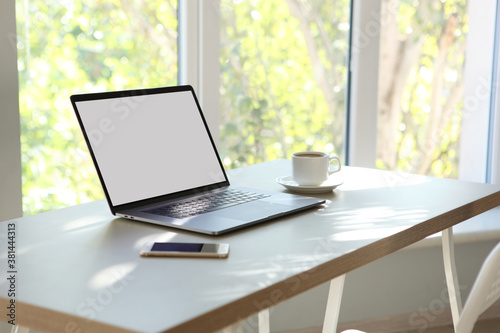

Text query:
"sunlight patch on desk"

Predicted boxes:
[[319, 206, 428, 225], [330, 225, 410, 242], [62, 215, 108, 231], [339, 168, 430, 192], [89, 262, 137, 290]]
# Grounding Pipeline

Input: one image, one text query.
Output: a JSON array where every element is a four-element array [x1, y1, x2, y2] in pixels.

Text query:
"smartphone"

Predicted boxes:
[[140, 242, 229, 258]]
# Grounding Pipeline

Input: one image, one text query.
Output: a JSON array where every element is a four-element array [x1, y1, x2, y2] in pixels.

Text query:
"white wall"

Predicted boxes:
[[0, 1, 23, 221]]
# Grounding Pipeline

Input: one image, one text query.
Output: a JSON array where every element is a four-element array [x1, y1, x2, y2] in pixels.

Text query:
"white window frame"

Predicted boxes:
[[346, 0, 380, 168], [458, 0, 497, 183], [488, 1, 500, 184], [178, 0, 220, 147]]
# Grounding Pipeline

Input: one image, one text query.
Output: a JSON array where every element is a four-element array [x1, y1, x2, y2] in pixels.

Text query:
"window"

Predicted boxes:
[[376, 0, 468, 178], [15, 0, 178, 214], [2, 1, 500, 219], [350, 0, 500, 184], [218, 0, 351, 169]]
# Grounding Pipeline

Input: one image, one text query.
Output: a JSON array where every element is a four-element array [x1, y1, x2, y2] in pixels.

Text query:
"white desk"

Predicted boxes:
[[1, 160, 499, 333]]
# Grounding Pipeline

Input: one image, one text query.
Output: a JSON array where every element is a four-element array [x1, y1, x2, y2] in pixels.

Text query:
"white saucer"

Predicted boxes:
[[276, 175, 343, 194]]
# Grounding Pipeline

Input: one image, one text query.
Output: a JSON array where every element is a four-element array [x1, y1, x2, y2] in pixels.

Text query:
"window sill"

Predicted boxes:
[[406, 206, 500, 250]]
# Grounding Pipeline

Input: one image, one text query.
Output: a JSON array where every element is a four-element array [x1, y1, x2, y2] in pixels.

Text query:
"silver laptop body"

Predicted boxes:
[[70, 85, 324, 235]]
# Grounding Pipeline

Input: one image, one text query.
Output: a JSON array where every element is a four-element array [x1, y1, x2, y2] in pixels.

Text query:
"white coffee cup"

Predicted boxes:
[[292, 151, 341, 186]]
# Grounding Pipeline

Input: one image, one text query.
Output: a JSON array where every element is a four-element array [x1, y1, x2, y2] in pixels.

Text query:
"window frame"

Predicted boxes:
[[178, 0, 220, 147], [458, 0, 497, 183], [2, 0, 500, 220], [350, 0, 500, 184], [488, 0, 500, 184], [345, 0, 380, 168], [185, 0, 500, 182]]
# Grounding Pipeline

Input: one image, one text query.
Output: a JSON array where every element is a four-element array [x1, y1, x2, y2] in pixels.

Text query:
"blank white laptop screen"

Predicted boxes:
[[75, 90, 226, 206]]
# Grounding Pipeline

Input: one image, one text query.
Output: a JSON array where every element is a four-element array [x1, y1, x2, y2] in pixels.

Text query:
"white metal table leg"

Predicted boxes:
[[10, 326, 30, 333], [258, 308, 270, 333], [220, 309, 269, 333], [322, 274, 346, 333], [442, 227, 463, 329], [220, 320, 244, 333]]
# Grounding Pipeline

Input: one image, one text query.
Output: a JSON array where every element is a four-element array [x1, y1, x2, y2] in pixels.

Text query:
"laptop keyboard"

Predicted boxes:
[[143, 189, 270, 219]]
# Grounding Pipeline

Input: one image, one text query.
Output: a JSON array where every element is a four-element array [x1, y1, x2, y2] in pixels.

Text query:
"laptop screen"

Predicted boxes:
[[73, 87, 227, 206]]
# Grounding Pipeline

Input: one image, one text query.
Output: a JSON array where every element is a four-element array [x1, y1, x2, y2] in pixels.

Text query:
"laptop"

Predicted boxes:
[[70, 85, 325, 235]]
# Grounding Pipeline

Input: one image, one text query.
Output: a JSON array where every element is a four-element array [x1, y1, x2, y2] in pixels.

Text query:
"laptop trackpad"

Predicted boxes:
[[216, 200, 291, 220], [180, 201, 291, 234]]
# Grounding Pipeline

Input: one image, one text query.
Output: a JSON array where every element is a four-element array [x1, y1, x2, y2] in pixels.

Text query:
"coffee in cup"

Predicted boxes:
[[292, 151, 341, 186]]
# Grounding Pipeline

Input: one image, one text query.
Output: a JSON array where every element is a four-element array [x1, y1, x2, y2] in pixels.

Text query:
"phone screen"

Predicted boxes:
[[141, 242, 228, 258], [151, 242, 203, 252]]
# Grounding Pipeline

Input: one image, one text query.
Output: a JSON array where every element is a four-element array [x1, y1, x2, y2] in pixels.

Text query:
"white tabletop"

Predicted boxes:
[[1, 159, 499, 333]]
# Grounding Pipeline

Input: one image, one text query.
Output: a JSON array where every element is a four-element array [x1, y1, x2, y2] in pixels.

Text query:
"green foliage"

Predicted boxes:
[[16, 0, 178, 215], [383, 0, 467, 178], [219, 0, 350, 169], [16, 0, 467, 216]]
